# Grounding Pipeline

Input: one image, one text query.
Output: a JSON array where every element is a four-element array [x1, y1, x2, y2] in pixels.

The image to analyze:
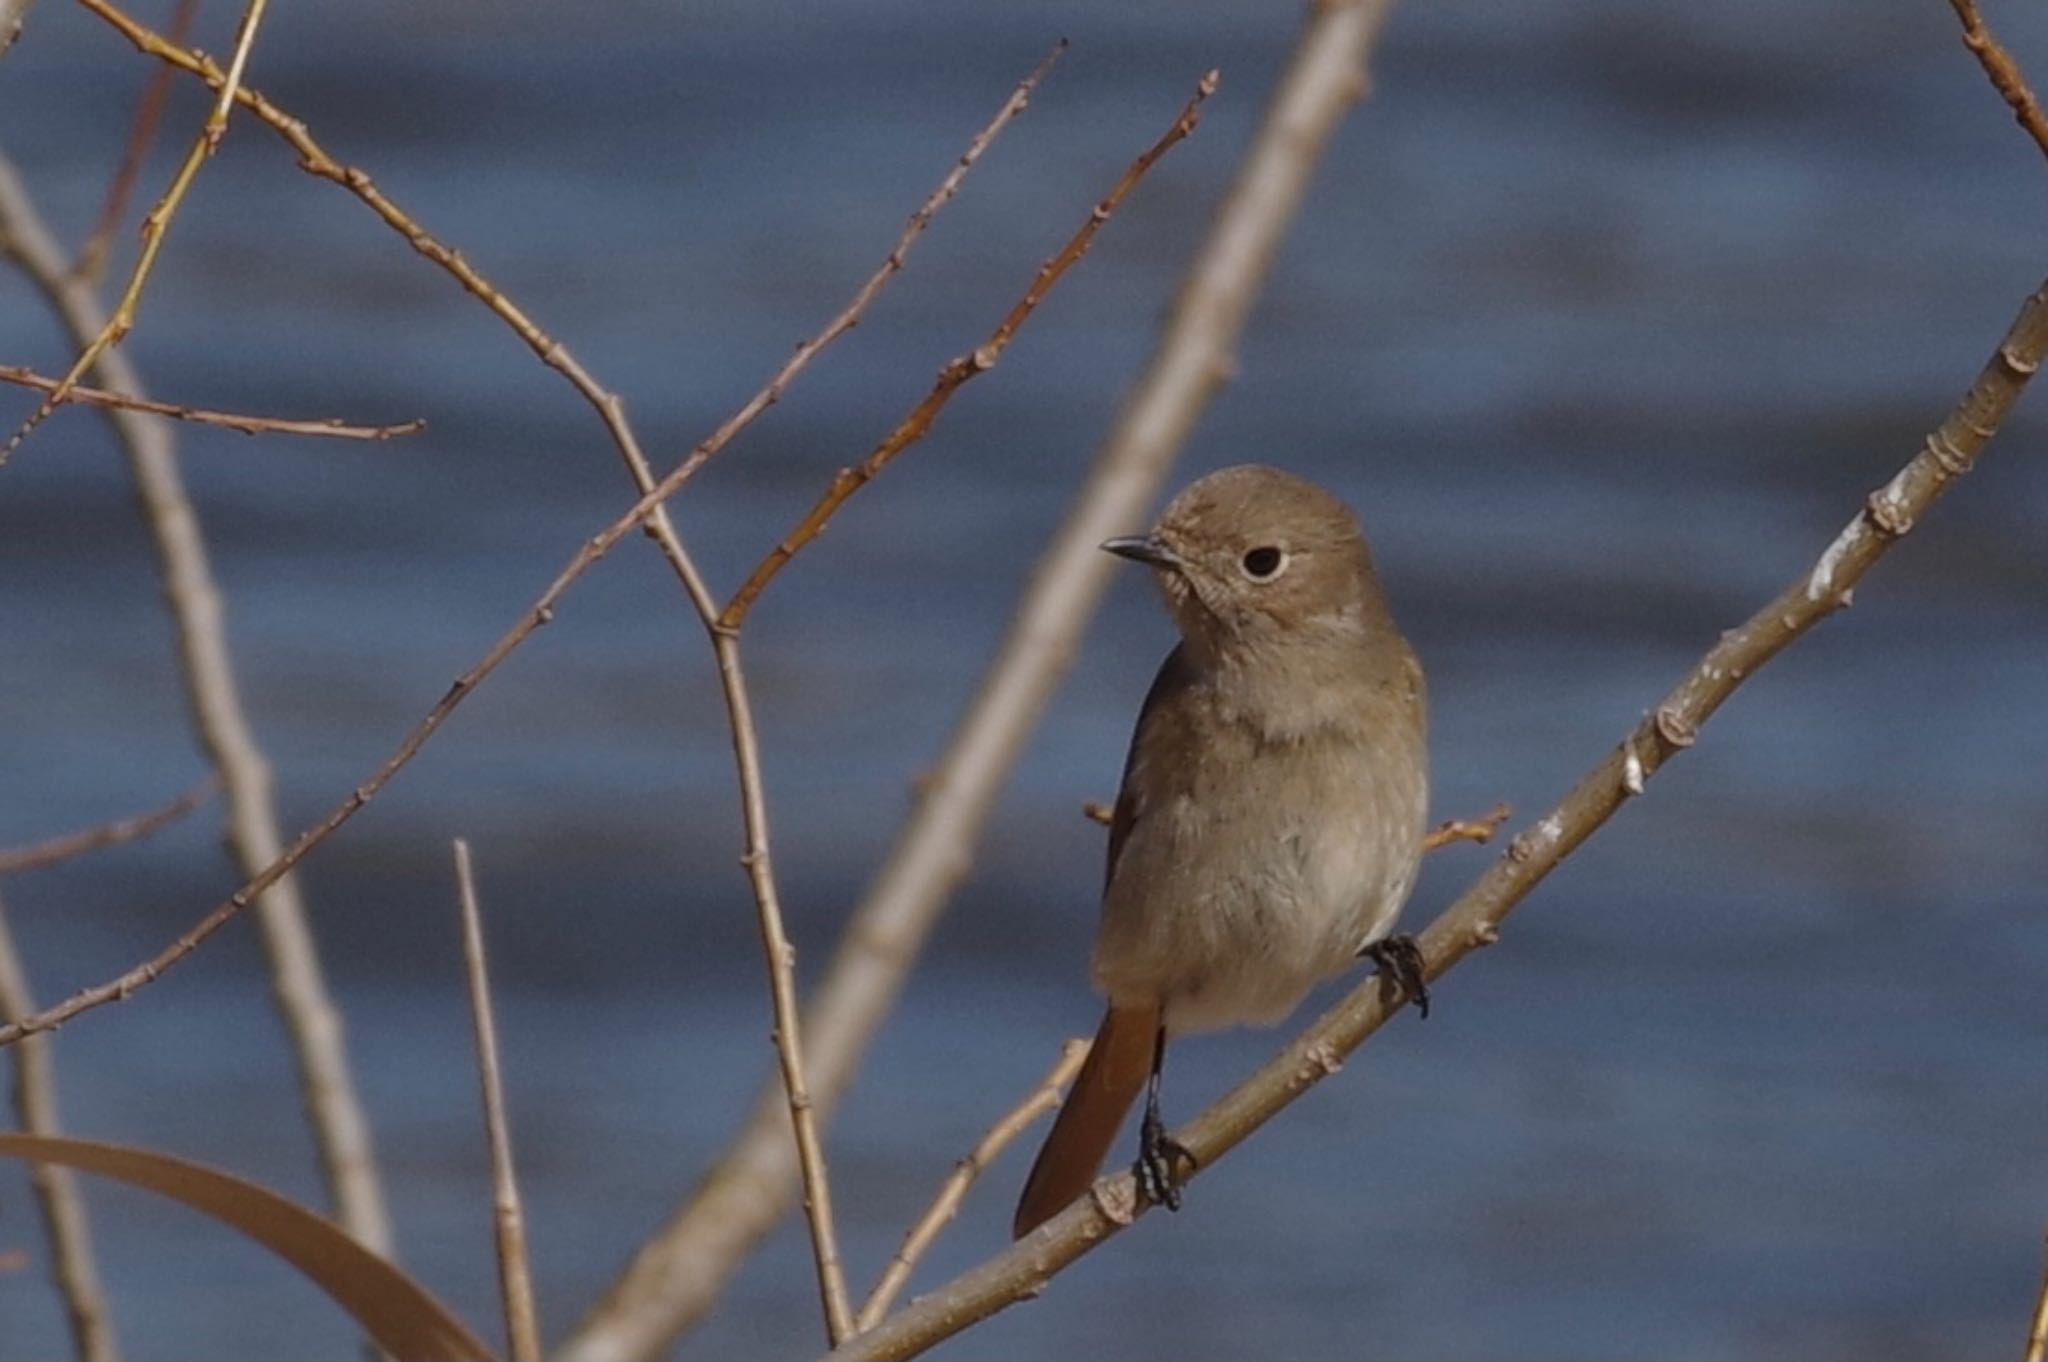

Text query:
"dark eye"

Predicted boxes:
[[1241, 545, 1285, 580]]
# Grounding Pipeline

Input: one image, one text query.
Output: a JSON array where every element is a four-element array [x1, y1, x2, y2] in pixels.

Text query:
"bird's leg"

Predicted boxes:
[[1362, 934, 1431, 1019], [1134, 1021, 1196, 1212]]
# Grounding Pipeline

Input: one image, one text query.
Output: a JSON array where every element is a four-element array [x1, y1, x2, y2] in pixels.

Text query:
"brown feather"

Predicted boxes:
[[1012, 1002, 1159, 1238]]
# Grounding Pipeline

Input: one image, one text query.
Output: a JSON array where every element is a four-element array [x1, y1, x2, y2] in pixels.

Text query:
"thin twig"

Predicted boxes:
[[562, 5, 1401, 1354], [73, 0, 201, 283], [0, 56, 1072, 1343], [1948, 0, 2048, 163], [74, 4, 1061, 517], [0, 365, 423, 440], [452, 841, 539, 1362], [2026, 1225, 2048, 1362], [0, 891, 119, 1362], [708, 631, 857, 1345], [1, 0, 273, 463], [856, 1039, 1089, 1332], [818, 278, 2048, 1362], [720, 70, 1218, 629], [1420, 802, 1511, 852], [0, 776, 216, 875], [0, 147, 392, 1256], [0, 40, 1060, 1050]]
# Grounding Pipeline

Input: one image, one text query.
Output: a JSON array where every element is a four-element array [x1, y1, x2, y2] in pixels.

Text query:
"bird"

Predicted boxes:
[[1012, 464, 1430, 1239]]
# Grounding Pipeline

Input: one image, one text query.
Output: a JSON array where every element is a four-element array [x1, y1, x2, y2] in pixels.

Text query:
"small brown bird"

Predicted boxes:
[[1012, 464, 1430, 1239]]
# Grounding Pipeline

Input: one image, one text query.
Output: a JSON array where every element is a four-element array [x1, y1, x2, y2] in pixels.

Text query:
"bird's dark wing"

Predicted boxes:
[[1104, 643, 1198, 896]]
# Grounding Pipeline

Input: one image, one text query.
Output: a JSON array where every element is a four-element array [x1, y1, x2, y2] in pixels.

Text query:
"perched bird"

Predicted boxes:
[[1013, 464, 1430, 1239]]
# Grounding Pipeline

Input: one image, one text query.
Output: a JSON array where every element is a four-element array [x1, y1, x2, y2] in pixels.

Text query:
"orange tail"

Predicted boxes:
[[1012, 1002, 1159, 1238]]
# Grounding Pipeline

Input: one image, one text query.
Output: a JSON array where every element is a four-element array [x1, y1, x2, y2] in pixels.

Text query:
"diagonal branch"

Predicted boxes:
[[1948, 0, 2048, 163], [0, 892, 119, 1362], [0, 37, 1061, 1051], [2, 0, 273, 463], [857, 1038, 1089, 1332], [0, 146, 392, 1256], [73, 0, 200, 282], [561, 6, 1403, 1357], [0, 776, 216, 876], [453, 841, 539, 1362], [718, 69, 1219, 629], [819, 278, 2048, 1362]]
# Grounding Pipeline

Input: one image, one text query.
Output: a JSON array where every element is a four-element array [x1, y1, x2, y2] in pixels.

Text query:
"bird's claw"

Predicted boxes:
[[1136, 1105, 1195, 1211], [1363, 933, 1431, 1019]]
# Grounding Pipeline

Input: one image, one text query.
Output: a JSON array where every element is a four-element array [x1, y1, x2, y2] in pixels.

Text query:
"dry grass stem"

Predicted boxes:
[[452, 841, 540, 1362], [1, 0, 273, 463], [0, 365, 424, 440], [563, 7, 1400, 1355], [0, 147, 391, 1255], [1420, 802, 1512, 852], [73, 0, 199, 282], [857, 1039, 1090, 1331], [0, 776, 216, 875], [720, 68, 1218, 629], [819, 277, 2048, 1362], [0, 893, 119, 1362], [1949, 0, 2048, 162]]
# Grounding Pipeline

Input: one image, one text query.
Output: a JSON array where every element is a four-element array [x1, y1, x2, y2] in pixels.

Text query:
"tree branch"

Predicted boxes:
[[561, 4, 1402, 1357], [453, 841, 539, 1362], [2, 0, 275, 463], [0, 365, 423, 440], [718, 69, 1218, 629], [857, 1039, 1089, 1331], [0, 892, 118, 1362], [1948, 0, 2048, 163], [0, 776, 216, 875], [0, 146, 392, 1255], [818, 277, 2048, 1362]]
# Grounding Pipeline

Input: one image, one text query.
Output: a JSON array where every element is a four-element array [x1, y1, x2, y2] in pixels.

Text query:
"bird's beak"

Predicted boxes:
[[1101, 534, 1181, 569]]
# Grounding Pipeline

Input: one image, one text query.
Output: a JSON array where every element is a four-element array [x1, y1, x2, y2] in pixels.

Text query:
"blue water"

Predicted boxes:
[[3, 1, 2047, 1358]]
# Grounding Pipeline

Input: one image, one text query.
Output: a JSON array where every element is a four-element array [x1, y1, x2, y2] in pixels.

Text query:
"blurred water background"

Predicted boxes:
[[3, 1, 2047, 1357]]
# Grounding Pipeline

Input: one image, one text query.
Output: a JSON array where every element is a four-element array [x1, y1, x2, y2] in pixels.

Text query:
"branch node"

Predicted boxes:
[[1619, 742, 1646, 796], [1653, 705, 1698, 749], [1089, 1177, 1139, 1227], [1864, 481, 1916, 537]]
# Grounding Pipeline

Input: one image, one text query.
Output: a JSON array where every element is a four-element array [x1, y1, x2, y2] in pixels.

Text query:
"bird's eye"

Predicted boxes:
[[1240, 546, 1286, 580]]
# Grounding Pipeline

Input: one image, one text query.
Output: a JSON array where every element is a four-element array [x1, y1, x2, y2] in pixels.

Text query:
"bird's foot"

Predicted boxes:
[[1135, 1105, 1196, 1212], [1362, 933, 1431, 1019]]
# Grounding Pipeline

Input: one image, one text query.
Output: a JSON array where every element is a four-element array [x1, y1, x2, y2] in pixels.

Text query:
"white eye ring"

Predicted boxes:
[[1239, 545, 1288, 581]]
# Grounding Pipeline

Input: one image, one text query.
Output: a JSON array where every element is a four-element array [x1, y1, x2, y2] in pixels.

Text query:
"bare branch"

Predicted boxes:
[[0, 37, 1059, 1050], [817, 277, 2048, 1362], [0, 147, 392, 1255], [0, 777, 216, 876], [2027, 1225, 2048, 1362], [0, 365, 423, 441], [1420, 802, 1511, 852], [718, 69, 1219, 629], [562, 5, 1403, 1356], [2, 0, 275, 463], [857, 1039, 1089, 1332], [0, 892, 119, 1362], [1948, 0, 2048, 163], [453, 842, 539, 1362], [73, 0, 200, 283]]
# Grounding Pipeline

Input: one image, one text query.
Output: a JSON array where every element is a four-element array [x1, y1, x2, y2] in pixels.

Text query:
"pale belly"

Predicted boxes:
[[1091, 735, 1427, 1035]]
